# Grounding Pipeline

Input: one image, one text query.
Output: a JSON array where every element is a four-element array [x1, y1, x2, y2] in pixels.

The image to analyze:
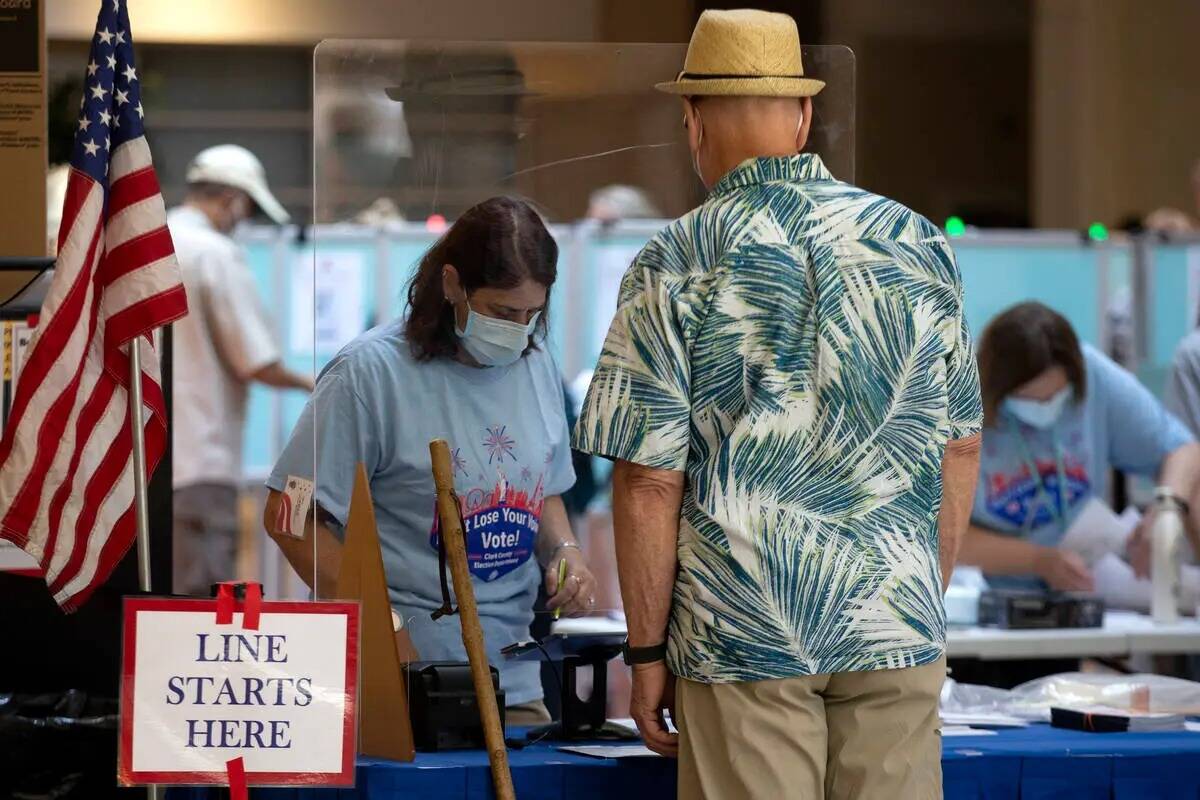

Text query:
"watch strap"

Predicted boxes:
[[622, 640, 667, 666]]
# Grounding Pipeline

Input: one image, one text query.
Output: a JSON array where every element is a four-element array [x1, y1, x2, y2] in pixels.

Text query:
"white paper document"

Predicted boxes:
[[939, 711, 1029, 728], [559, 744, 662, 759], [1059, 498, 1140, 565], [941, 726, 998, 737]]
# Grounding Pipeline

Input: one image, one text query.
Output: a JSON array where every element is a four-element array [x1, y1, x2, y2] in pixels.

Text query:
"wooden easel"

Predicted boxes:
[[336, 463, 416, 762]]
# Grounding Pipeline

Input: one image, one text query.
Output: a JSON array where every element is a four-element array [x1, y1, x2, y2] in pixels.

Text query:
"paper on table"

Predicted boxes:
[[560, 745, 662, 759], [1059, 498, 1140, 565], [939, 711, 1029, 728], [941, 726, 998, 737]]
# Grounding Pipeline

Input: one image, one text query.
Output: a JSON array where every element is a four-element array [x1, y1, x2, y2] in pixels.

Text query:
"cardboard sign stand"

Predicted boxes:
[[430, 439, 516, 800], [335, 463, 416, 761]]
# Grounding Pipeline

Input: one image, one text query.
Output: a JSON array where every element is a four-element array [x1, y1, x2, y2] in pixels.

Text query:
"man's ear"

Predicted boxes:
[[796, 96, 814, 152], [682, 97, 702, 152]]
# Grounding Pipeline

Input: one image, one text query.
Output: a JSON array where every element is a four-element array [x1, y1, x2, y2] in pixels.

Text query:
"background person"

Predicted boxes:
[[574, 10, 983, 799], [959, 301, 1200, 590], [264, 196, 597, 726], [170, 144, 313, 596]]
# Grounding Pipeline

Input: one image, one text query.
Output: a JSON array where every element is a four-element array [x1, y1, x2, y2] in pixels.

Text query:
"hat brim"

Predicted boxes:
[[655, 76, 825, 98]]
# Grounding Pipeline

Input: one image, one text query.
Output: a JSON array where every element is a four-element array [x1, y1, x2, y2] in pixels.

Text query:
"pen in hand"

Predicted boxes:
[[553, 557, 568, 621]]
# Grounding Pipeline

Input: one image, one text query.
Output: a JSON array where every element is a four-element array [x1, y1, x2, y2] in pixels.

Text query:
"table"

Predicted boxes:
[[166, 723, 1200, 800], [946, 611, 1200, 660], [558, 612, 1200, 661]]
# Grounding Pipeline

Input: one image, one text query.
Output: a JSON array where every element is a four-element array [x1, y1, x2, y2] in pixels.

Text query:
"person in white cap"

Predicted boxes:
[[574, 9, 983, 799], [168, 144, 313, 596]]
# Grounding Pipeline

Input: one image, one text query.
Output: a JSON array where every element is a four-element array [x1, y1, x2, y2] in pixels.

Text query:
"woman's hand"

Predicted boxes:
[[544, 546, 599, 618], [1034, 546, 1095, 592]]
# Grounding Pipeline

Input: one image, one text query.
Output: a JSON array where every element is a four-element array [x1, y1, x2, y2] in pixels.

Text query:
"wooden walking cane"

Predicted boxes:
[[429, 439, 516, 800]]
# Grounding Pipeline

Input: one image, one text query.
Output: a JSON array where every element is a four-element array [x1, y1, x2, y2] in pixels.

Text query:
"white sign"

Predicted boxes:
[[290, 250, 367, 355], [119, 598, 359, 787]]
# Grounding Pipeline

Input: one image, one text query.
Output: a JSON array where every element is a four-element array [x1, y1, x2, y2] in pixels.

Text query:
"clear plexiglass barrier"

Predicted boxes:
[[262, 40, 855, 723]]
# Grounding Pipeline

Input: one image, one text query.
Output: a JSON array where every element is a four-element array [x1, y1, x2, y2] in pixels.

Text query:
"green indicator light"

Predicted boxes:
[[1088, 222, 1109, 242], [945, 216, 966, 237]]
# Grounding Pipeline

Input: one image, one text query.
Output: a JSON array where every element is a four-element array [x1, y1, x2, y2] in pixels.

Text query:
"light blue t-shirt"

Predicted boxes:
[[267, 322, 575, 705], [972, 344, 1193, 589]]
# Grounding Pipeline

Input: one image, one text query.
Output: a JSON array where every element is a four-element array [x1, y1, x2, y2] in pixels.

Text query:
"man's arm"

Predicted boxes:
[[611, 459, 684, 757], [252, 361, 315, 392], [264, 490, 343, 598], [937, 433, 981, 591], [611, 460, 684, 646]]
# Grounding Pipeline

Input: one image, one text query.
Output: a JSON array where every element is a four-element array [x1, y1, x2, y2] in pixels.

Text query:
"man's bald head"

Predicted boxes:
[[683, 94, 813, 190]]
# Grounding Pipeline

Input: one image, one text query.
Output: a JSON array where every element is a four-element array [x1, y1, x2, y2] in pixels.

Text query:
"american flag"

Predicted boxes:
[[0, 0, 187, 610]]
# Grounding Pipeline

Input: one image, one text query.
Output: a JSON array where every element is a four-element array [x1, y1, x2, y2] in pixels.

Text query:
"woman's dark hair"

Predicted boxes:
[[977, 301, 1086, 425], [405, 196, 558, 361]]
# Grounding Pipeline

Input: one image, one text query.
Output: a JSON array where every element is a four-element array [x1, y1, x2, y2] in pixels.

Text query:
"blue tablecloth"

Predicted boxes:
[[166, 723, 1200, 800]]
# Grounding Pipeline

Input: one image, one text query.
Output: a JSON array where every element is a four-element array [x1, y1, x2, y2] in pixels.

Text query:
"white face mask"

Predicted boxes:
[[1004, 387, 1073, 430], [454, 301, 540, 367]]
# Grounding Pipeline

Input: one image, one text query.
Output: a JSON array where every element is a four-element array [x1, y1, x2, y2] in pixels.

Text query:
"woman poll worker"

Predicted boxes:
[[958, 302, 1200, 591], [263, 196, 597, 725]]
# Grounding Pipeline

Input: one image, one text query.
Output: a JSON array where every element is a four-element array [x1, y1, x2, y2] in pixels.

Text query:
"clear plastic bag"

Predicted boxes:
[[941, 672, 1200, 719], [1010, 672, 1200, 715]]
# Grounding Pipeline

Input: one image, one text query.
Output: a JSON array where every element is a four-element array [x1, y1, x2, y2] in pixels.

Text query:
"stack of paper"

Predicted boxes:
[[940, 711, 1030, 728], [1051, 705, 1186, 733]]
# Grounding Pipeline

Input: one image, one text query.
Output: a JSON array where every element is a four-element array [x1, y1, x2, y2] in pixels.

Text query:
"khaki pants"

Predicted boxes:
[[677, 658, 945, 800], [173, 483, 238, 596]]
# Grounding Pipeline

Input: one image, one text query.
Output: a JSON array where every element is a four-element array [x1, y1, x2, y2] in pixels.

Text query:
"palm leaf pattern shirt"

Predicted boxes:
[[574, 154, 983, 682]]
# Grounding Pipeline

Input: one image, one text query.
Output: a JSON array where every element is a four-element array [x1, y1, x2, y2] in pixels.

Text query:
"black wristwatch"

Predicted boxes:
[[622, 639, 667, 666]]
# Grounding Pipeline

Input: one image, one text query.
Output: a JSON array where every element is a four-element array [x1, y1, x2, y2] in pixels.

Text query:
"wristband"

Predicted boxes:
[[622, 640, 668, 666], [549, 541, 581, 561]]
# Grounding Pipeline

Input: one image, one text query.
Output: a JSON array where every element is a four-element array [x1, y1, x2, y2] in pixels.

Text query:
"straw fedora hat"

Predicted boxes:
[[656, 9, 824, 98]]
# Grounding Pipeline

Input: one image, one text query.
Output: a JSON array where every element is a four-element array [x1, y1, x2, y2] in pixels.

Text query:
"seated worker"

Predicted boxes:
[[959, 301, 1200, 590], [264, 196, 598, 725]]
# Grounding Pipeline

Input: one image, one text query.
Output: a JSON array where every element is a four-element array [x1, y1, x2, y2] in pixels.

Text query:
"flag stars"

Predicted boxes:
[[106, 54, 117, 70], [135, 102, 144, 120], [115, 88, 129, 106], [98, 108, 112, 126], [82, 139, 100, 157], [122, 64, 138, 83], [97, 27, 114, 45], [86, 59, 99, 77], [115, 30, 126, 45], [104, 135, 111, 151], [89, 83, 109, 101], [112, 0, 120, 10], [112, 115, 120, 130]]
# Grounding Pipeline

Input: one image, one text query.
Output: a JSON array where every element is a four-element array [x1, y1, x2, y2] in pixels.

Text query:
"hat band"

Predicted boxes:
[[679, 71, 806, 80]]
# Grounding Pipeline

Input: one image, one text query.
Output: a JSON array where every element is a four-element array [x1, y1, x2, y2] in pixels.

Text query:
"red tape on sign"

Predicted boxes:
[[214, 582, 264, 628], [215, 583, 235, 625], [242, 582, 262, 630], [226, 756, 247, 800]]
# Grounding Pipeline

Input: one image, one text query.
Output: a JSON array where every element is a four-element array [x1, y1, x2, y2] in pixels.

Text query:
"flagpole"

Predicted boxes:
[[130, 338, 161, 800], [129, 337, 152, 594]]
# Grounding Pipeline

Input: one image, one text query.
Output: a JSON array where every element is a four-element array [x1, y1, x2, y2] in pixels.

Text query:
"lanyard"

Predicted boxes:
[[1009, 420, 1070, 535]]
